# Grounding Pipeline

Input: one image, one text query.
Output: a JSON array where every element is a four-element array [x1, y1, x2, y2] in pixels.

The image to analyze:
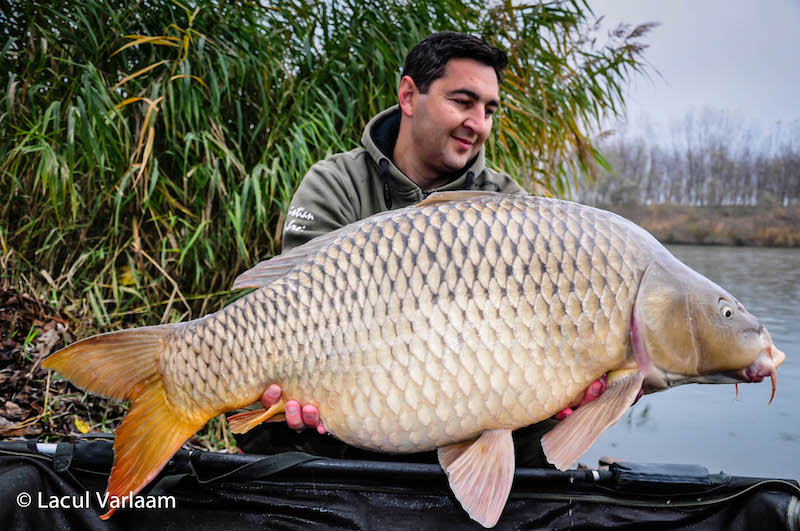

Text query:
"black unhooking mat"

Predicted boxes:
[[1, 437, 798, 530]]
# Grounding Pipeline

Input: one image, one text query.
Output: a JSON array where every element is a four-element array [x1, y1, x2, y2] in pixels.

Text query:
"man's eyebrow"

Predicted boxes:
[[447, 89, 500, 108]]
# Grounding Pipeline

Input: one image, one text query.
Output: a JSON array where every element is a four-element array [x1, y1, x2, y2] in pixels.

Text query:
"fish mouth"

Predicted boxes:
[[696, 343, 787, 404], [642, 344, 786, 403], [726, 343, 785, 404]]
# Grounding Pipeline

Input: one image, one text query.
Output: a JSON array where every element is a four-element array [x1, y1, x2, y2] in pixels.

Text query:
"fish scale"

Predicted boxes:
[[156, 195, 658, 452]]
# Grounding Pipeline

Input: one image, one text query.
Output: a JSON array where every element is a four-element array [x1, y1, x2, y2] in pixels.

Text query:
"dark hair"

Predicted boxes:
[[401, 31, 508, 93]]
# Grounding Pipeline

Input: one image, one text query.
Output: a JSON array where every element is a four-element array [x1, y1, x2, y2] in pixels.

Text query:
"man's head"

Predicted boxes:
[[394, 32, 508, 187], [401, 31, 508, 94]]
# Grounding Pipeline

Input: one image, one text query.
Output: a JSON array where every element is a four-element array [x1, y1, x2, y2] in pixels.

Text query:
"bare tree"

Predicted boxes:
[[577, 109, 799, 207]]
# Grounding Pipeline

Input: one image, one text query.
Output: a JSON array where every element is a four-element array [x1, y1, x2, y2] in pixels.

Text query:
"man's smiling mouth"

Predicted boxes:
[[452, 136, 474, 149]]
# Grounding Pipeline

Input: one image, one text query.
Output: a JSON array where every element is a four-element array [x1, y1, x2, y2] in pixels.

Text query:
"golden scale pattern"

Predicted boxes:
[[161, 196, 664, 451]]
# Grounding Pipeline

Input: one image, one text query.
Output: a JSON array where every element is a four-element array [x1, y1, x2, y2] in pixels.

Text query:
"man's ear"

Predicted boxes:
[[397, 75, 419, 117]]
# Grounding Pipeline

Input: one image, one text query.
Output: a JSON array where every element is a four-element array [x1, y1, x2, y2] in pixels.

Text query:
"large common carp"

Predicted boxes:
[[42, 191, 786, 527]]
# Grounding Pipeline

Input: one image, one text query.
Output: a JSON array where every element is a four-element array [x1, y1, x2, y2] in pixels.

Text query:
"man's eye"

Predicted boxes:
[[454, 99, 470, 106]]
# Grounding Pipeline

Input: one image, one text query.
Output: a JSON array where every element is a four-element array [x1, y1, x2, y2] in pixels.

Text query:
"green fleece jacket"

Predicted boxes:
[[281, 106, 527, 251]]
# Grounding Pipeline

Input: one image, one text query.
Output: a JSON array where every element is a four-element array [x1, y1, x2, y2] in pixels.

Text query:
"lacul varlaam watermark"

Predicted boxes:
[[16, 491, 176, 511]]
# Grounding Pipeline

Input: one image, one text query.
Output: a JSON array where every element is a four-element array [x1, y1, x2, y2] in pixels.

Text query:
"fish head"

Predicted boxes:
[[632, 259, 785, 395]]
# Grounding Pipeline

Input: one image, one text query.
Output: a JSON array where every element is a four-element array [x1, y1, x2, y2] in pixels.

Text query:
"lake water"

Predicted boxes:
[[580, 244, 800, 480]]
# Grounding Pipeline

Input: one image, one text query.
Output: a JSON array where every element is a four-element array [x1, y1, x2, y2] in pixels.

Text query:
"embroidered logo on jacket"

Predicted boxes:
[[288, 206, 315, 221], [285, 206, 315, 233]]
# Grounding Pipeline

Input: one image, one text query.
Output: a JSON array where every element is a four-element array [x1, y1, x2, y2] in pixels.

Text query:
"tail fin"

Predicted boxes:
[[42, 325, 208, 519]]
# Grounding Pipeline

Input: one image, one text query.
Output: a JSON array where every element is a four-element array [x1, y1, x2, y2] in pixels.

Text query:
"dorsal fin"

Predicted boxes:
[[231, 226, 348, 290], [233, 191, 503, 290], [415, 190, 501, 208], [232, 208, 401, 290]]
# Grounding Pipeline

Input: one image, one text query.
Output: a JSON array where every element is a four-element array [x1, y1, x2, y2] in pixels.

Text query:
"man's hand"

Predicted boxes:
[[260, 384, 327, 434], [554, 375, 607, 420]]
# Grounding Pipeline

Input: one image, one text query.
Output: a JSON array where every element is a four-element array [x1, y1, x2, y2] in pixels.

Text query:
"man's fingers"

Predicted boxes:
[[302, 405, 327, 434], [260, 384, 282, 408], [577, 378, 607, 408], [257, 385, 326, 434], [555, 376, 608, 420], [285, 400, 304, 431], [302, 405, 320, 428]]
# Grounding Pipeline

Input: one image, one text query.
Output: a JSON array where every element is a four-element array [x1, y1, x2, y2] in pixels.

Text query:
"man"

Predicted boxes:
[[281, 31, 524, 253], [239, 32, 606, 461]]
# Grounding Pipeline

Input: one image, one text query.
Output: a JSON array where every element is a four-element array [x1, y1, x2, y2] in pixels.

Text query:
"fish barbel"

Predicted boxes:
[[42, 191, 786, 527]]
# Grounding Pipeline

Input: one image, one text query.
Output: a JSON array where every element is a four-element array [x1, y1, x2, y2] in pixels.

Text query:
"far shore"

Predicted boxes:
[[594, 204, 800, 248]]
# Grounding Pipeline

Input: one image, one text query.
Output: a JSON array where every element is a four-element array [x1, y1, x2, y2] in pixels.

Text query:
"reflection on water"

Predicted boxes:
[[580, 245, 800, 479], [620, 404, 654, 430]]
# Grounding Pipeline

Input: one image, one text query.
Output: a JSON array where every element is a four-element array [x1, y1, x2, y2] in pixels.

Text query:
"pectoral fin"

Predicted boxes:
[[227, 399, 286, 434], [437, 428, 515, 528], [541, 370, 644, 471]]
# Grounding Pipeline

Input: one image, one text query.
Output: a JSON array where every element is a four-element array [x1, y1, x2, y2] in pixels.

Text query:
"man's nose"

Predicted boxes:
[[463, 107, 491, 137]]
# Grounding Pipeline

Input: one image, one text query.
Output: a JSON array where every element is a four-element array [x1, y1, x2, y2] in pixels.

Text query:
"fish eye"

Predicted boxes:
[[718, 299, 735, 319]]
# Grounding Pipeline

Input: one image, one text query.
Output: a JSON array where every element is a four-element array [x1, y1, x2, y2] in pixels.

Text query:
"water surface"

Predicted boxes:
[[581, 245, 800, 479]]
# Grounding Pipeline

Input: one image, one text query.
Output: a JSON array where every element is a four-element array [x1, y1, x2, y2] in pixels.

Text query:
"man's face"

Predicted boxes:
[[409, 58, 500, 175]]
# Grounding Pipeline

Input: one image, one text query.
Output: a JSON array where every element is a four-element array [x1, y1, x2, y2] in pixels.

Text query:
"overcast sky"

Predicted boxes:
[[589, 0, 800, 134]]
